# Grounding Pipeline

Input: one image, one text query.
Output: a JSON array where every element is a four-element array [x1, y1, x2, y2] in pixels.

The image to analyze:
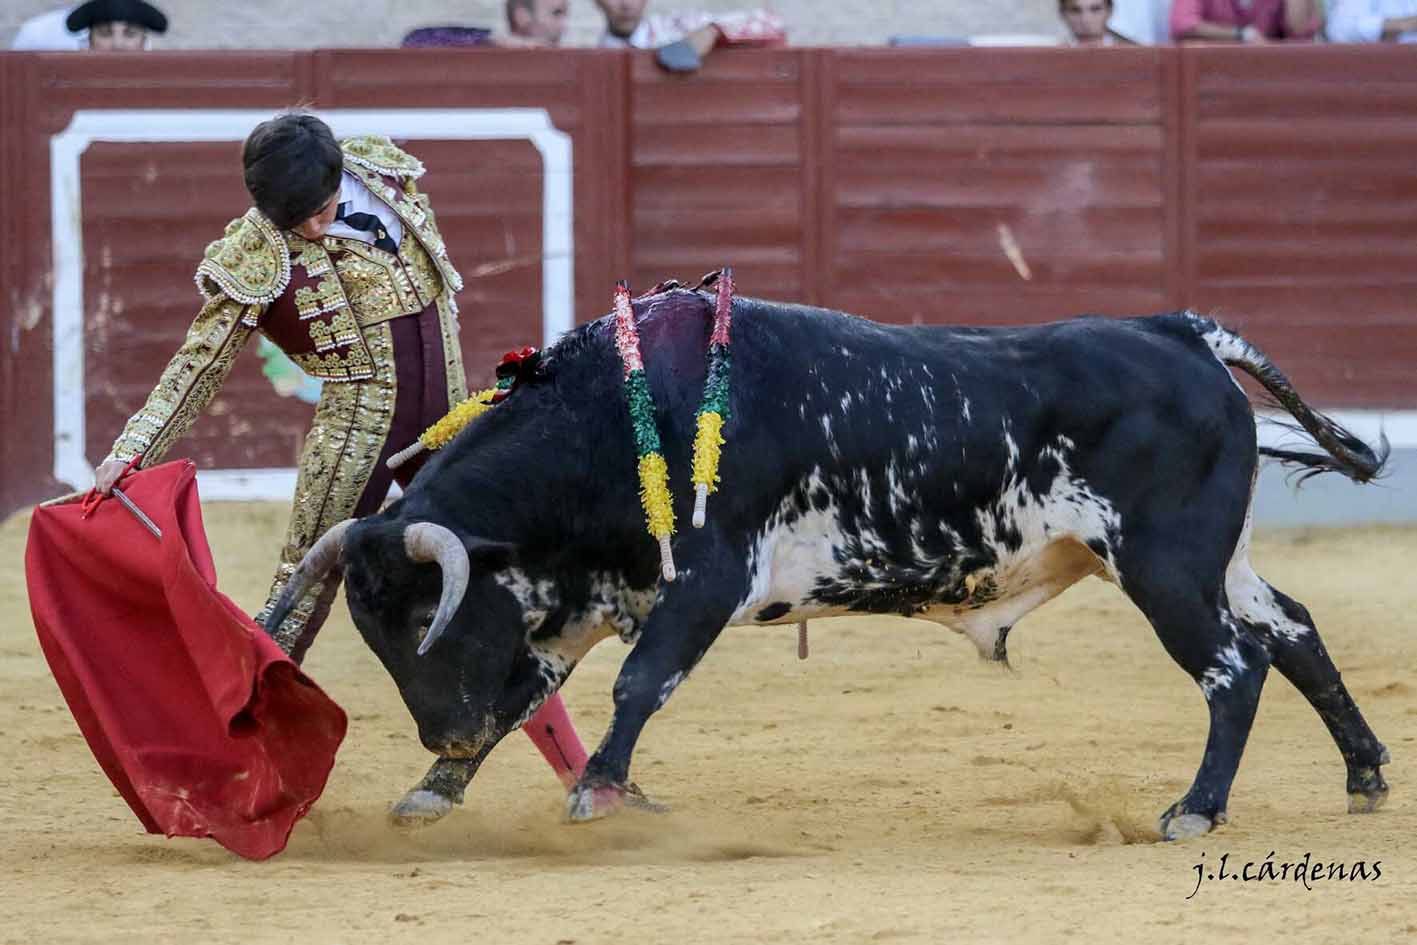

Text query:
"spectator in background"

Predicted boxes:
[[402, 0, 569, 48], [595, 0, 786, 72], [1171, 0, 1322, 41], [10, 0, 166, 50], [70, 0, 167, 49], [1327, 0, 1417, 41], [505, 0, 570, 45], [1059, 0, 1135, 45]]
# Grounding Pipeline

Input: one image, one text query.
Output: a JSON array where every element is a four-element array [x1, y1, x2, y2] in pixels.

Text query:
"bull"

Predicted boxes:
[[267, 288, 1390, 840]]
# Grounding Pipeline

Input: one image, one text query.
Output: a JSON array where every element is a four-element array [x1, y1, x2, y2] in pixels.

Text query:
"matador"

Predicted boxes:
[[93, 112, 589, 800]]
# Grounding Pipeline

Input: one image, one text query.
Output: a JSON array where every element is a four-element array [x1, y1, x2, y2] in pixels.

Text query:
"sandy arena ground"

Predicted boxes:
[[2, 504, 1415, 943]]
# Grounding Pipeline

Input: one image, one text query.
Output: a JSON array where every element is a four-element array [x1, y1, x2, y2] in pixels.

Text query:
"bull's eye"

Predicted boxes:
[[413, 612, 433, 645]]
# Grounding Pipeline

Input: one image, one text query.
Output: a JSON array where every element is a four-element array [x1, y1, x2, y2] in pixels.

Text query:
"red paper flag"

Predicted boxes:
[[24, 460, 346, 860]]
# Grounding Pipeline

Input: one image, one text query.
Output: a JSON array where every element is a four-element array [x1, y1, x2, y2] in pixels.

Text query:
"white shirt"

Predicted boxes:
[[598, 9, 785, 48], [1327, 0, 1417, 42], [326, 170, 403, 248], [1107, 0, 1172, 44], [600, 12, 713, 48], [10, 6, 85, 50]]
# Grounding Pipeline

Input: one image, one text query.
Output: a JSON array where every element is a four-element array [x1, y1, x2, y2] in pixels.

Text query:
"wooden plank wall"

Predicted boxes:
[[78, 140, 307, 468], [0, 57, 16, 496], [822, 48, 1175, 325], [1, 49, 621, 516], [1182, 46, 1417, 408], [630, 49, 811, 302], [3, 46, 1415, 517], [12, 51, 307, 508]]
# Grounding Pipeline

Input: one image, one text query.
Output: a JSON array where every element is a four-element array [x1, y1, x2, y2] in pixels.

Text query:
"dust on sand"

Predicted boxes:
[[3, 504, 1415, 943]]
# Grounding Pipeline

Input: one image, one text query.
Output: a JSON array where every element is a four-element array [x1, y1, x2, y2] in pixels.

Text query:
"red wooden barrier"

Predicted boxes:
[[820, 47, 1176, 324], [1180, 46, 1417, 409], [2, 46, 1414, 518]]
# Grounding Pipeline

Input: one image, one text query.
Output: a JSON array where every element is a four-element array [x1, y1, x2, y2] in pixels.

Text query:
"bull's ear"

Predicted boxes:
[[465, 537, 517, 571]]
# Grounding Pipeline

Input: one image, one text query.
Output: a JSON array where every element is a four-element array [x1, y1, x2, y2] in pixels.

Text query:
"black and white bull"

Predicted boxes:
[[267, 289, 1390, 841]]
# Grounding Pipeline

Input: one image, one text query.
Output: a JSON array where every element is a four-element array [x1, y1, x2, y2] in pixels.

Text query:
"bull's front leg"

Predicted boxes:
[[567, 538, 743, 822], [390, 692, 588, 827], [390, 755, 482, 827]]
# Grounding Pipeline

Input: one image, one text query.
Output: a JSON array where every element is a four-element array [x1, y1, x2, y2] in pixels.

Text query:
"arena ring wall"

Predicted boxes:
[[2, 46, 1414, 518]]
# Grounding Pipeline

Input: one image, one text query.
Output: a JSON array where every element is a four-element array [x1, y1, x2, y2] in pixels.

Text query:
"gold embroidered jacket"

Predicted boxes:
[[108, 135, 468, 465]]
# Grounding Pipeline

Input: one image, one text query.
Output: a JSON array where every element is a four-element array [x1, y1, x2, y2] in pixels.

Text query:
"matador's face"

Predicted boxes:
[[291, 190, 340, 241]]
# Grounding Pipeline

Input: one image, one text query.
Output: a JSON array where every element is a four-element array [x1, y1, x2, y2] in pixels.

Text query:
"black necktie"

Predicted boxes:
[[335, 201, 399, 254]]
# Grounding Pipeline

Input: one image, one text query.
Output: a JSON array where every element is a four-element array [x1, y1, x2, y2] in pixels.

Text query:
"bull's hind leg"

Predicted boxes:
[[1227, 557, 1390, 813], [1120, 543, 1273, 840]]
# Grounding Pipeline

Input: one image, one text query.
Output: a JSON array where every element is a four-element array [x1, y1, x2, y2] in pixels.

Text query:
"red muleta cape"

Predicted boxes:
[[24, 460, 346, 860]]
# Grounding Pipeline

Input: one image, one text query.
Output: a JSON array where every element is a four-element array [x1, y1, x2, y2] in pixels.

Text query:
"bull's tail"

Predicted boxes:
[[1189, 314, 1390, 484]]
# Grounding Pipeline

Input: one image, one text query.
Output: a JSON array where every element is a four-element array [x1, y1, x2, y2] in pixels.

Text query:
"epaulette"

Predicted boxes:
[[341, 135, 426, 181], [194, 208, 291, 306]]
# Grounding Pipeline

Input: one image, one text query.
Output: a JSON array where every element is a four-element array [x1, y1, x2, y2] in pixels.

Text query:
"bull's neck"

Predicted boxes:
[[409, 377, 652, 570]]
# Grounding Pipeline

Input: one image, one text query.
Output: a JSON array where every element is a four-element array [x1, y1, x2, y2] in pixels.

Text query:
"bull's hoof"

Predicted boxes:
[[1347, 763, 1389, 814], [565, 780, 666, 823], [1348, 790, 1388, 814], [1159, 804, 1226, 841], [389, 789, 454, 828]]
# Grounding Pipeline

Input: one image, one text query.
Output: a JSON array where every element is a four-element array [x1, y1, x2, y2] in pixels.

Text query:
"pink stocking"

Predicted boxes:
[[520, 691, 588, 788]]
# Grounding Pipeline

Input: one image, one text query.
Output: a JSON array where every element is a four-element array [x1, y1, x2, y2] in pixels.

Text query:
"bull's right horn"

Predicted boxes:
[[263, 518, 355, 635], [406, 523, 471, 656]]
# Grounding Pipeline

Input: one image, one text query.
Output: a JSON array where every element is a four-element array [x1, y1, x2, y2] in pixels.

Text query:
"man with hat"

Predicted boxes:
[[401, 0, 571, 48], [9, 0, 167, 51]]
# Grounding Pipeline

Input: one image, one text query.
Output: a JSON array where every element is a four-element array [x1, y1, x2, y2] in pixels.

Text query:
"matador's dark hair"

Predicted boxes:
[[242, 112, 343, 230]]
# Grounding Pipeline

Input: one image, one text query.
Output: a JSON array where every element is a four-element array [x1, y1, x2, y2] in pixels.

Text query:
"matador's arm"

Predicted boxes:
[[105, 295, 262, 465], [106, 208, 288, 466]]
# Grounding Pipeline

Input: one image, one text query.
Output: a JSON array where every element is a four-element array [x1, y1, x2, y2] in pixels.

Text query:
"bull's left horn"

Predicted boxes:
[[263, 519, 355, 637], [406, 523, 471, 656]]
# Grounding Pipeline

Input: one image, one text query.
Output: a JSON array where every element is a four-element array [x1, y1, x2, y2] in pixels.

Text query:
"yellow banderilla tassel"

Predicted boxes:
[[638, 451, 677, 581], [390, 386, 502, 470], [638, 452, 676, 539], [420, 387, 498, 450], [691, 411, 725, 492], [690, 411, 726, 528]]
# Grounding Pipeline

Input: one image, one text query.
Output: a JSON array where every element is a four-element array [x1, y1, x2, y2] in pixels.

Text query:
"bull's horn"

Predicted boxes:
[[263, 518, 355, 636], [406, 522, 471, 656]]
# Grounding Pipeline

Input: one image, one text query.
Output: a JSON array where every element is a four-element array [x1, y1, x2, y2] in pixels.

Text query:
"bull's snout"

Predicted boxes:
[[416, 715, 499, 759]]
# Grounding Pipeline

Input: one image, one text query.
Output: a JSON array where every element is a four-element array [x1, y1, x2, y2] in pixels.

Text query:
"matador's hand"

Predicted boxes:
[[93, 459, 132, 496]]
